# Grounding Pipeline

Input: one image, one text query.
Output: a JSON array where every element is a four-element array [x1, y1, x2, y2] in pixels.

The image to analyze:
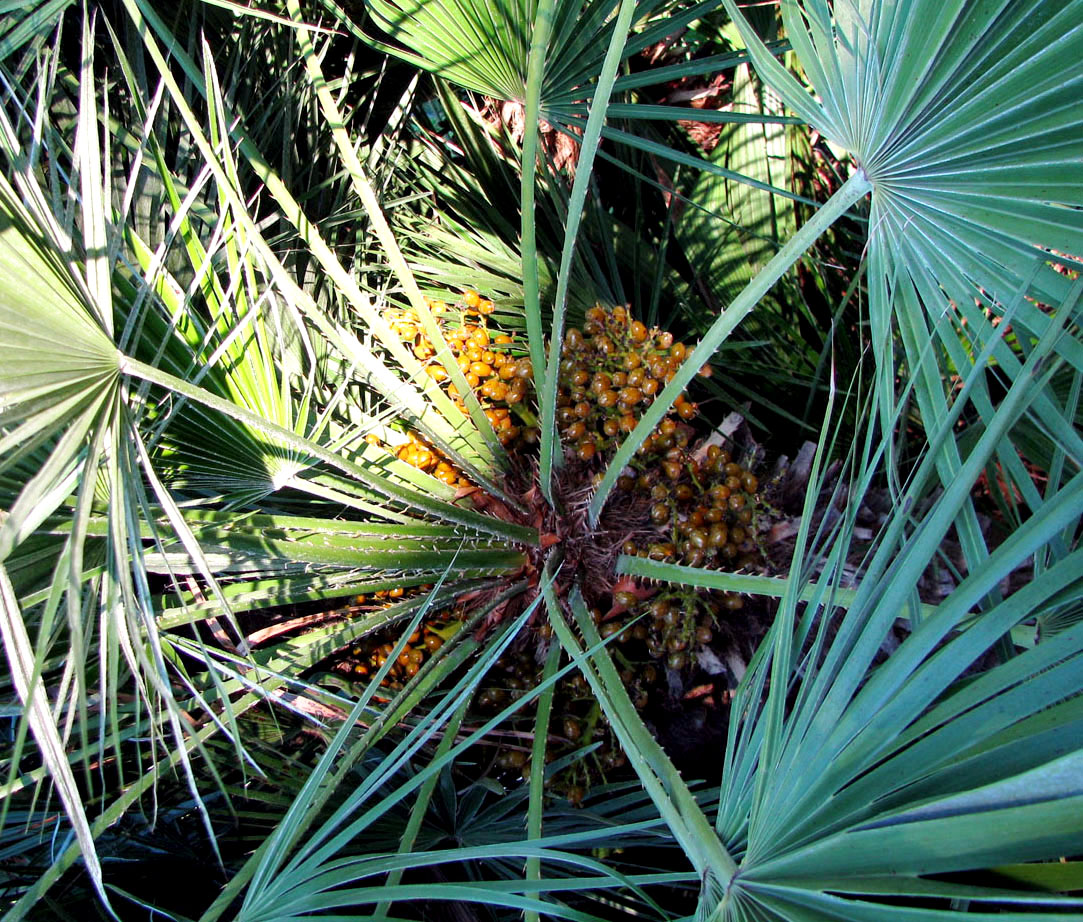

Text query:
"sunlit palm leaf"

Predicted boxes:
[[0, 564, 107, 905], [0, 68, 237, 898], [726, 0, 1083, 472]]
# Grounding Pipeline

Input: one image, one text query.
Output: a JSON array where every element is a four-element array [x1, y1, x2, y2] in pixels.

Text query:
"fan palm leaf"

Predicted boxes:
[[723, 0, 1083, 490]]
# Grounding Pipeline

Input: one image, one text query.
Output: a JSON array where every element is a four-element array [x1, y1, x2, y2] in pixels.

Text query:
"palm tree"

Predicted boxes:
[[1, 0, 1081, 919]]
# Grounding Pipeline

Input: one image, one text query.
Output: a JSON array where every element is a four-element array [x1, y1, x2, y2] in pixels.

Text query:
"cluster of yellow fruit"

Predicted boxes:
[[334, 601, 453, 692], [390, 431, 473, 487], [383, 293, 537, 455], [555, 304, 709, 461]]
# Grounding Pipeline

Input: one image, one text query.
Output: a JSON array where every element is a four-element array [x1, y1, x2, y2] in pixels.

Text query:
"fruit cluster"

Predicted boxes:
[[390, 431, 472, 487], [621, 442, 762, 570], [383, 293, 537, 452], [334, 602, 453, 692], [601, 588, 743, 671], [553, 303, 765, 569], [555, 304, 709, 461]]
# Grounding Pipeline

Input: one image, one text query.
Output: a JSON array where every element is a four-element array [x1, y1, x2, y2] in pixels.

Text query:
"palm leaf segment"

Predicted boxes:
[[730, 0, 1083, 436]]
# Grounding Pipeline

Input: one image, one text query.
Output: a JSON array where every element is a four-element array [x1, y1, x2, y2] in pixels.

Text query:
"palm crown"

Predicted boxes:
[[1, 0, 1082, 919]]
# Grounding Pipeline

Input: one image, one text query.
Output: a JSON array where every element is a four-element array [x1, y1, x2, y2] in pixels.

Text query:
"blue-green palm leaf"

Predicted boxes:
[[727, 0, 1083, 447]]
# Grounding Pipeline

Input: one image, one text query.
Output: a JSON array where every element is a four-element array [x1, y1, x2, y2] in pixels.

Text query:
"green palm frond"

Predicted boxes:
[[0, 0, 73, 57], [354, 0, 793, 155], [0, 58, 221, 890], [726, 0, 1083, 460]]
